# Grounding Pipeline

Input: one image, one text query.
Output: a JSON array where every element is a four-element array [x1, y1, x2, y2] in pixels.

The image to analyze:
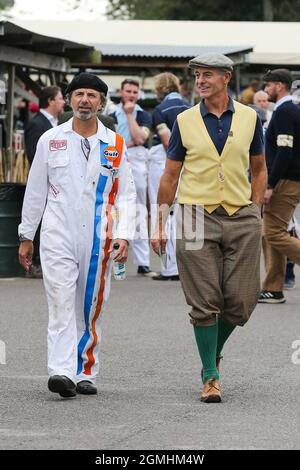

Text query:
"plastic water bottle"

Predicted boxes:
[[113, 243, 126, 280]]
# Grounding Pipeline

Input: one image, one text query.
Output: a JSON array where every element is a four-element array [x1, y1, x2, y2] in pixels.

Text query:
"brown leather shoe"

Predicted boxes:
[[201, 356, 223, 382], [201, 378, 221, 403]]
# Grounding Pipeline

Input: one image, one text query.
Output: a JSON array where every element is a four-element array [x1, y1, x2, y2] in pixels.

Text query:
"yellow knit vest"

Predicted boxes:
[[177, 100, 257, 215]]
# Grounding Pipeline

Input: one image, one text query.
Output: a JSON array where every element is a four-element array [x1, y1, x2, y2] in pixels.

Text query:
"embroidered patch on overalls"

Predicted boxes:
[[49, 140, 68, 151]]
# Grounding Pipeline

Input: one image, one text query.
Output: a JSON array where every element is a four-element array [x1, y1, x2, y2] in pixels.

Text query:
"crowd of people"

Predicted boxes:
[[18, 54, 300, 402]]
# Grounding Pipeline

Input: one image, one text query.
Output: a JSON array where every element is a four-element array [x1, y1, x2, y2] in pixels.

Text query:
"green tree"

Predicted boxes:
[[106, 0, 300, 21], [0, 0, 14, 11]]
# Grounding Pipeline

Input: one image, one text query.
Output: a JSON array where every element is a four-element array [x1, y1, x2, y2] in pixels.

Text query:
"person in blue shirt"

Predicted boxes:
[[149, 72, 190, 280], [110, 79, 156, 277]]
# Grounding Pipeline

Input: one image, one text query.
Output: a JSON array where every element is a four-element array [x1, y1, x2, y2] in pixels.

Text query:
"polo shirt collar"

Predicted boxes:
[[200, 96, 235, 117], [62, 117, 109, 143]]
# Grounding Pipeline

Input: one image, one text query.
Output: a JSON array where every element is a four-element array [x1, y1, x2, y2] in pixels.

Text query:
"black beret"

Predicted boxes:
[[65, 72, 108, 96], [263, 68, 292, 87]]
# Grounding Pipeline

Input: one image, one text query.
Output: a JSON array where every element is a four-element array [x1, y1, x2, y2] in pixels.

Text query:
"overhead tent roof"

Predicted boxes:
[[0, 20, 100, 71], [89, 44, 252, 73], [93, 43, 252, 61], [11, 19, 300, 66]]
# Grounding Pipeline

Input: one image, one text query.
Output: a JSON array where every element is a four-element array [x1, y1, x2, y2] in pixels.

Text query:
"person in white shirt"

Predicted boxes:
[[19, 73, 136, 398], [110, 79, 156, 277]]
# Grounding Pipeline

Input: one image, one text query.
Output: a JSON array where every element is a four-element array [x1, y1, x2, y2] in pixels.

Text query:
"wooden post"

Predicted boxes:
[[235, 65, 241, 101], [6, 64, 15, 183], [50, 71, 57, 85], [182, 68, 195, 105]]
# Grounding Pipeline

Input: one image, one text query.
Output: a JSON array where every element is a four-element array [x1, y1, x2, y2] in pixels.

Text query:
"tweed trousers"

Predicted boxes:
[[176, 204, 262, 327], [262, 179, 300, 291]]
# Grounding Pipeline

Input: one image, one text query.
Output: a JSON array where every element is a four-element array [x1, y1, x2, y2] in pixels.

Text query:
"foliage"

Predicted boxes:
[[106, 0, 300, 21], [0, 0, 14, 12]]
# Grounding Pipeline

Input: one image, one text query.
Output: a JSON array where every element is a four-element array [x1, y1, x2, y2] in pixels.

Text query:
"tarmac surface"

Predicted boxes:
[[0, 252, 300, 450]]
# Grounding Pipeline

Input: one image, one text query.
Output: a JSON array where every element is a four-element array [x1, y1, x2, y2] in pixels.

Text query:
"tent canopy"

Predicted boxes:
[[12, 19, 300, 66]]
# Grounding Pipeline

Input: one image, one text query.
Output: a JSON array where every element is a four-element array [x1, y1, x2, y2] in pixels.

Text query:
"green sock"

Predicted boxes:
[[216, 317, 236, 358], [193, 324, 219, 384]]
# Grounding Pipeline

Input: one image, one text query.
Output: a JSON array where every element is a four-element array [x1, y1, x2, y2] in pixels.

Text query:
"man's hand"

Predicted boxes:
[[19, 240, 34, 271], [123, 101, 135, 114], [264, 188, 273, 205], [111, 239, 129, 263], [151, 227, 168, 256]]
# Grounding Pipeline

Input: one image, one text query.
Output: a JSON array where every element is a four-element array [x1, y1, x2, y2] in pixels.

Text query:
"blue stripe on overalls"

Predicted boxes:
[[77, 140, 109, 376]]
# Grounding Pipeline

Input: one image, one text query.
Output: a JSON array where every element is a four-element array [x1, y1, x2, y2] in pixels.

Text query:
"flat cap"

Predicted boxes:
[[189, 52, 234, 71], [263, 68, 292, 87], [65, 72, 108, 96]]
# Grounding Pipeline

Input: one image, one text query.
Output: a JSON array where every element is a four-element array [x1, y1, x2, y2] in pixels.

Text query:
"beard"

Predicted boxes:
[[267, 92, 277, 103], [73, 109, 97, 121]]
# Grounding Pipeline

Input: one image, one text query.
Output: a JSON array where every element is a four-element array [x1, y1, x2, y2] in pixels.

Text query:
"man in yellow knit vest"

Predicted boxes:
[[151, 53, 267, 403]]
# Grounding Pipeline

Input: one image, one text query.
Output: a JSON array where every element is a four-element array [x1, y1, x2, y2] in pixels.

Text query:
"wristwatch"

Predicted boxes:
[[19, 234, 32, 243]]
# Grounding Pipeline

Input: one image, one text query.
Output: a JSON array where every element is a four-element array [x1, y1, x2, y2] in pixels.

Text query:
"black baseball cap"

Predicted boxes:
[[263, 68, 292, 87], [65, 72, 108, 96]]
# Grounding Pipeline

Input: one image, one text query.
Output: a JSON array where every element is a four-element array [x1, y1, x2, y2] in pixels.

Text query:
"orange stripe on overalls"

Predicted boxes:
[[84, 134, 124, 375]]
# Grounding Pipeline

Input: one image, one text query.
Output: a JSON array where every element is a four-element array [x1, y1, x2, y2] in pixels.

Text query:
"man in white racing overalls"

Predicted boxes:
[[19, 73, 136, 398]]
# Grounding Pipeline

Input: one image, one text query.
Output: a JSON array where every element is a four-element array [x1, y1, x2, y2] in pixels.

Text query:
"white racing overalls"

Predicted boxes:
[[19, 118, 136, 384], [148, 143, 178, 277], [126, 145, 150, 267]]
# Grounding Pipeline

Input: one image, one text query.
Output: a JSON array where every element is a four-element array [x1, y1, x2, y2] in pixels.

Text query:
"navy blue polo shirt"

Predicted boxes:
[[152, 92, 191, 146], [168, 98, 264, 160]]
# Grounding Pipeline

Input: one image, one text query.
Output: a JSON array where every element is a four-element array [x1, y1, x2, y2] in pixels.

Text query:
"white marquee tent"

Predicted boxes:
[[13, 20, 300, 66]]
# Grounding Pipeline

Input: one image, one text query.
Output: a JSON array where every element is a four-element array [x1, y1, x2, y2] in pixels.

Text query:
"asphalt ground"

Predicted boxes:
[[0, 250, 300, 450]]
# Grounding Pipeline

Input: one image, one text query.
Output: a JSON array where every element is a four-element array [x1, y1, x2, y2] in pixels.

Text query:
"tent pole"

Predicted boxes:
[[6, 64, 15, 182]]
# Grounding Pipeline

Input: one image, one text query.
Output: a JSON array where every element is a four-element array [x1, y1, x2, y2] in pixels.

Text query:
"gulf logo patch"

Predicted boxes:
[[104, 146, 119, 162]]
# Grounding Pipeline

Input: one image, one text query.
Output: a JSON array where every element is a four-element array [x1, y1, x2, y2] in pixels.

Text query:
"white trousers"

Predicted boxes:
[[40, 210, 113, 385], [148, 144, 178, 276], [126, 146, 150, 267]]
